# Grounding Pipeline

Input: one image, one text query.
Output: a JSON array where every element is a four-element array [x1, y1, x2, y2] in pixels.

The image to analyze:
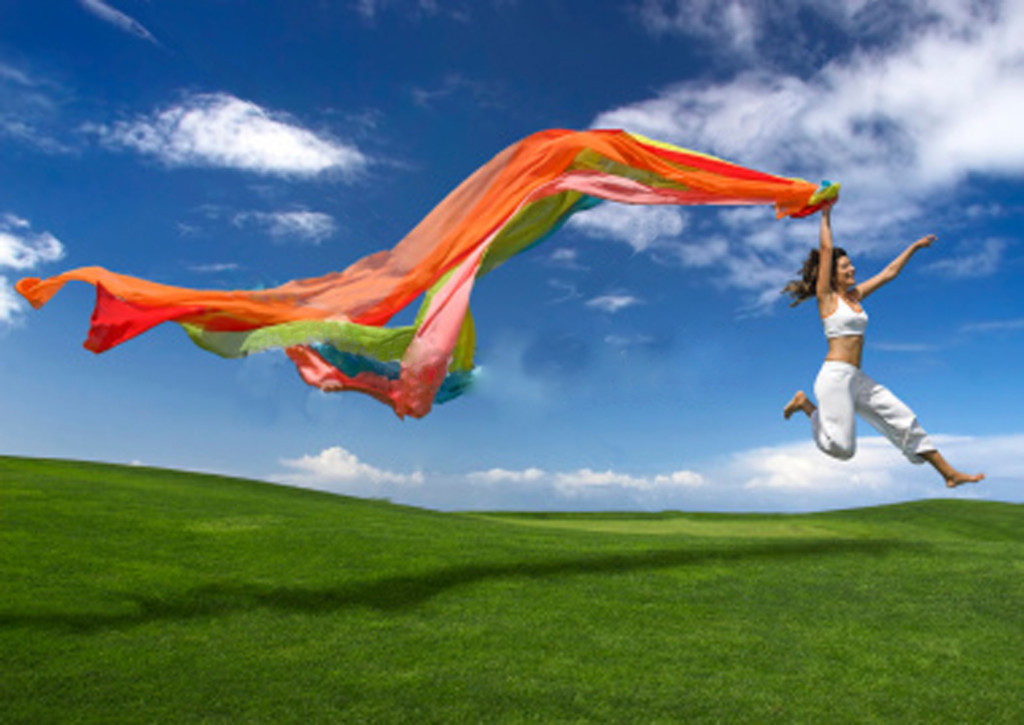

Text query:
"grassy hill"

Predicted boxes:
[[1, 456, 1021, 723]]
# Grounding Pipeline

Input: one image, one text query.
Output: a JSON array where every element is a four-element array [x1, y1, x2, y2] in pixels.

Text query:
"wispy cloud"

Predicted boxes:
[[79, 0, 159, 44], [0, 63, 37, 87], [0, 214, 66, 324], [636, 0, 761, 55], [872, 342, 940, 353], [354, 0, 474, 22], [604, 333, 657, 350], [233, 209, 337, 244], [960, 318, 1024, 335], [546, 279, 582, 304], [88, 93, 370, 178], [923, 238, 1007, 279], [586, 293, 642, 313], [544, 248, 587, 271], [411, 73, 499, 109], [0, 62, 71, 153], [187, 262, 241, 274], [356, 0, 423, 21]]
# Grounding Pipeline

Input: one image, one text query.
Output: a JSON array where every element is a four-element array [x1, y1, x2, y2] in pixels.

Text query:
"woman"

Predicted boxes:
[[782, 204, 983, 488]]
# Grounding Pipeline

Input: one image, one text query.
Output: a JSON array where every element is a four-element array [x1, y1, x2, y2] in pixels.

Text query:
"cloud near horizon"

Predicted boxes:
[[268, 433, 1018, 512], [274, 446, 425, 495], [89, 93, 370, 178]]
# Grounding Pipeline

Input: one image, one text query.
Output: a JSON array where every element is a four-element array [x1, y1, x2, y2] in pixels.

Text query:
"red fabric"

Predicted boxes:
[[85, 284, 205, 353]]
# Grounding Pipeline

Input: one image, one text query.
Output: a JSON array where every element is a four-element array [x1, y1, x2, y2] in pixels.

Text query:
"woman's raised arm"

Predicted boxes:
[[856, 234, 936, 300], [815, 205, 836, 310]]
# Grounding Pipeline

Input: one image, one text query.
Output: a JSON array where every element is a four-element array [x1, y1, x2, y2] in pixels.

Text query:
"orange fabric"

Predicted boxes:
[[17, 129, 820, 337], [17, 129, 834, 416]]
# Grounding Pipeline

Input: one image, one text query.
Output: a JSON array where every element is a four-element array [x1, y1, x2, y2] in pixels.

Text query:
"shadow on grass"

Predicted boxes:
[[2, 538, 908, 632]]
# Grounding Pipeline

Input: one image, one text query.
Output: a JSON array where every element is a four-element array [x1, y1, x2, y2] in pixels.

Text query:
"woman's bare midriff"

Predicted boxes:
[[825, 335, 864, 367]]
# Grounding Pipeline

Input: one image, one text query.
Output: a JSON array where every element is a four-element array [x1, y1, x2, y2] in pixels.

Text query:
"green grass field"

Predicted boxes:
[[2, 456, 1021, 723]]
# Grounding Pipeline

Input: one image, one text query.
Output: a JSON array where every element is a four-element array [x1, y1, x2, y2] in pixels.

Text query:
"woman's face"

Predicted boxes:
[[835, 254, 856, 289]]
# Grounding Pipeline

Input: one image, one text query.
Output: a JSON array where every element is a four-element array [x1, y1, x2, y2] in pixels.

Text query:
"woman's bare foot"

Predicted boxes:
[[784, 391, 814, 420], [946, 471, 985, 489], [921, 451, 984, 489]]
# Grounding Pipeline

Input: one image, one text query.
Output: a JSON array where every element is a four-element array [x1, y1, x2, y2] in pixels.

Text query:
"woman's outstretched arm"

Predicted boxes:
[[815, 204, 836, 314], [856, 234, 936, 300]]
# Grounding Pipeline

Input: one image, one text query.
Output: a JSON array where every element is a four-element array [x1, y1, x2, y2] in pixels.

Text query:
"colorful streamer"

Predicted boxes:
[[17, 129, 838, 418]]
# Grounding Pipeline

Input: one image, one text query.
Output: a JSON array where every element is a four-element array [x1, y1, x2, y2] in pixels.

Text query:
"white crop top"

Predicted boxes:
[[822, 295, 868, 339]]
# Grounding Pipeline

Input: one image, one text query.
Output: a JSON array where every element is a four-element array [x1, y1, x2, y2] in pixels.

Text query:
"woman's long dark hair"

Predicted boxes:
[[781, 247, 847, 306]]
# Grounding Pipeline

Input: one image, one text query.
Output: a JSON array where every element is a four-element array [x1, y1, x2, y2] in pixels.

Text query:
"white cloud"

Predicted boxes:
[[586, 0, 1024, 307], [233, 209, 337, 244], [90, 93, 369, 178], [730, 438, 906, 493], [274, 446, 424, 493], [554, 468, 706, 494], [468, 467, 547, 483], [461, 464, 707, 509], [633, 0, 999, 66], [718, 433, 1019, 509], [0, 214, 66, 325], [79, 0, 159, 44], [549, 248, 578, 264], [656, 470, 708, 487], [586, 294, 642, 313], [267, 432, 1020, 512], [628, 0, 1024, 189], [0, 214, 64, 270], [268, 432, 1019, 512], [568, 203, 686, 253], [673, 236, 730, 268], [0, 214, 65, 270]]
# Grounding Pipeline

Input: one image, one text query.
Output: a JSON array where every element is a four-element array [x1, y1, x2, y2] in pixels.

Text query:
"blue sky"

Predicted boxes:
[[1, 0, 1021, 511]]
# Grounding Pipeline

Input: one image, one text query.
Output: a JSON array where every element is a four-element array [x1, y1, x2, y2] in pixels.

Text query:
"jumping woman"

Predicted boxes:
[[782, 203, 984, 489]]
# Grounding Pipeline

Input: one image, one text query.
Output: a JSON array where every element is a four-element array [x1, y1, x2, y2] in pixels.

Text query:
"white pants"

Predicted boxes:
[[812, 361, 935, 464]]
